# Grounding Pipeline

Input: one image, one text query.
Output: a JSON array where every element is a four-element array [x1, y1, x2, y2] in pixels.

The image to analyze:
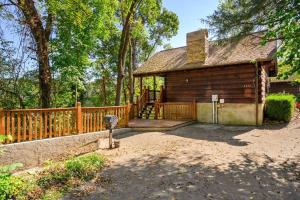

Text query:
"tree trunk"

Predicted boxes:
[[115, 0, 139, 105], [123, 80, 127, 104], [101, 75, 107, 105], [128, 39, 134, 103], [17, 0, 52, 108]]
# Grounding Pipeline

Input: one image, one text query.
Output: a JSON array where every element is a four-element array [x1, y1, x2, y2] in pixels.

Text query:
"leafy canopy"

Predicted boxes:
[[204, 0, 300, 78]]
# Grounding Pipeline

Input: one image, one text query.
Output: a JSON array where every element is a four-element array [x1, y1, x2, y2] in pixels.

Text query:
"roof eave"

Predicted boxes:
[[133, 58, 275, 77]]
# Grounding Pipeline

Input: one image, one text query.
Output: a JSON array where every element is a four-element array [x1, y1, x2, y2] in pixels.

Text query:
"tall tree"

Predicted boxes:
[[115, 0, 179, 105], [50, 0, 117, 107], [1, 0, 53, 107], [1, 0, 117, 107], [115, 0, 141, 105], [204, 0, 300, 78]]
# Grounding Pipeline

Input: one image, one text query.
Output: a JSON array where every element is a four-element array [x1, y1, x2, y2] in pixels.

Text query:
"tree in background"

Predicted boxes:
[[115, 0, 178, 105], [0, 0, 54, 107], [0, 0, 117, 108], [204, 0, 299, 78], [0, 0, 178, 109], [49, 0, 117, 107]]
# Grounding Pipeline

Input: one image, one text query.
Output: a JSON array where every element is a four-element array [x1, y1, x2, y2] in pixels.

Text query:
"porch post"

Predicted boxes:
[[139, 77, 143, 96], [160, 85, 164, 103], [153, 76, 156, 101], [0, 108, 4, 135]]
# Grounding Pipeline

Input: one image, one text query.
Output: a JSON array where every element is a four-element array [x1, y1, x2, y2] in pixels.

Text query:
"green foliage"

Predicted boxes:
[[65, 153, 104, 181], [0, 153, 105, 199], [265, 93, 295, 122], [0, 174, 26, 200], [0, 0, 179, 108], [296, 94, 300, 102], [37, 153, 104, 195], [205, 0, 300, 79], [0, 135, 25, 200]]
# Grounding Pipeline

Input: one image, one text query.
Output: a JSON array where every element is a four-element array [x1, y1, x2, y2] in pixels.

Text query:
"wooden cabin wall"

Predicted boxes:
[[260, 65, 268, 102], [164, 63, 267, 103]]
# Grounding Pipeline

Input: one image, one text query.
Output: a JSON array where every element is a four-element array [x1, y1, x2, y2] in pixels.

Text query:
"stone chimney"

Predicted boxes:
[[186, 29, 208, 64]]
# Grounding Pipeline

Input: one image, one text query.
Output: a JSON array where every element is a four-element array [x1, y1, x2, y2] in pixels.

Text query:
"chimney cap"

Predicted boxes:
[[187, 29, 208, 41]]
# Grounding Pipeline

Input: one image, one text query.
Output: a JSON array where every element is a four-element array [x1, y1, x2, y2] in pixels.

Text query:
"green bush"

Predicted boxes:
[[296, 94, 300, 102], [0, 152, 104, 200], [0, 136, 27, 200], [0, 173, 26, 200], [37, 153, 104, 196], [65, 153, 104, 181], [265, 93, 295, 122]]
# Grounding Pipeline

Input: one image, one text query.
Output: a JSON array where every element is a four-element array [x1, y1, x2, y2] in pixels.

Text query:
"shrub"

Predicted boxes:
[[0, 172, 26, 200], [296, 94, 300, 102], [65, 153, 104, 181], [37, 153, 104, 197], [0, 136, 27, 200], [0, 151, 104, 200], [265, 93, 295, 122]]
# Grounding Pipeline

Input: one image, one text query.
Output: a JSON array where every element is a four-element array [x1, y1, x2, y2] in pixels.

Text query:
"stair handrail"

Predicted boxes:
[[136, 87, 148, 117]]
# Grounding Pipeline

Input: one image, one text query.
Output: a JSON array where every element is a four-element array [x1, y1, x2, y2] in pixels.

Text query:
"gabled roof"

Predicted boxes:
[[134, 33, 277, 76]]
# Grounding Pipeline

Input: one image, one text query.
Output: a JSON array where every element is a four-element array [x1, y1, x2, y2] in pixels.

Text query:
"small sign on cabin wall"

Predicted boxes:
[[243, 84, 252, 88], [212, 94, 218, 102]]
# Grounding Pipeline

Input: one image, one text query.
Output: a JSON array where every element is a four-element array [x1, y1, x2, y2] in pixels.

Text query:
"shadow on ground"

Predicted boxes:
[[165, 124, 253, 146], [117, 121, 294, 147], [64, 153, 300, 200]]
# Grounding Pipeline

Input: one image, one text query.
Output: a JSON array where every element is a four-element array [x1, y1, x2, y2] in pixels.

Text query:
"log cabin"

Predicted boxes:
[[133, 29, 277, 125], [269, 78, 300, 95]]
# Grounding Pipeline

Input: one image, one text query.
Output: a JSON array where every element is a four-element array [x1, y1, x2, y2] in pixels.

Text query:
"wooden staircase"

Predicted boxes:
[[138, 103, 155, 119]]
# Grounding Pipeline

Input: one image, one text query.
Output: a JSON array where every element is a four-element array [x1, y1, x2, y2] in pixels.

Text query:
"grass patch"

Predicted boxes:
[[0, 153, 105, 200]]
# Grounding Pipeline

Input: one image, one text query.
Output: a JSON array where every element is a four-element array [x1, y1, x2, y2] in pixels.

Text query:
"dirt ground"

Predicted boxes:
[[64, 119, 300, 200]]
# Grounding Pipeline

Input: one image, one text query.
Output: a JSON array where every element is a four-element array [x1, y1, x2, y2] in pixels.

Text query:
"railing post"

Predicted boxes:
[[147, 86, 150, 102], [193, 99, 197, 120], [160, 85, 164, 103], [0, 108, 4, 135], [76, 102, 83, 134], [125, 102, 130, 127], [154, 101, 158, 119], [136, 95, 140, 118]]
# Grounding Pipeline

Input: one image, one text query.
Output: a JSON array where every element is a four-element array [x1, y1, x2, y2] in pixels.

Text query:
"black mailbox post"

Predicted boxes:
[[104, 115, 118, 149]]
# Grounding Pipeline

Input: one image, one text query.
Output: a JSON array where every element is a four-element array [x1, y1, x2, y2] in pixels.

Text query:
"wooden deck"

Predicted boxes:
[[128, 119, 195, 131]]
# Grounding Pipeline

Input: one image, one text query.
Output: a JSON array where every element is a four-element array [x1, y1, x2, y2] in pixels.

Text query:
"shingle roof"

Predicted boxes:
[[134, 33, 277, 76]]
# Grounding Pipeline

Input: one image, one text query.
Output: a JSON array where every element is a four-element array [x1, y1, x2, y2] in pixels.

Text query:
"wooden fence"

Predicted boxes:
[[155, 101, 197, 120], [0, 102, 130, 143]]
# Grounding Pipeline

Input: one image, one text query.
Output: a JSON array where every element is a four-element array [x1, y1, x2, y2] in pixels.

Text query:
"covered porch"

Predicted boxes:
[[129, 74, 197, 124]]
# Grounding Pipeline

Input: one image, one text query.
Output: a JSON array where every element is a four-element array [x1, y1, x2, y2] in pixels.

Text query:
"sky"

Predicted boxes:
[[162, 0, 219, 48]]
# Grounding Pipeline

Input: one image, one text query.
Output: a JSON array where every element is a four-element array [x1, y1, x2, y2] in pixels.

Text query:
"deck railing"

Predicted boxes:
[[0, 102, 130, 143], [154, 101, 197, 121]]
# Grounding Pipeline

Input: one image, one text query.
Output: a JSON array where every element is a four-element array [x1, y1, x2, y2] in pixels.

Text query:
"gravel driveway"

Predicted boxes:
[[65, 120, 300, 200]]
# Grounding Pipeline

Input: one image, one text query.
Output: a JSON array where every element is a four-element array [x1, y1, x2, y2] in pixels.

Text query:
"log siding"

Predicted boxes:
[[165, 63, 269, 103]]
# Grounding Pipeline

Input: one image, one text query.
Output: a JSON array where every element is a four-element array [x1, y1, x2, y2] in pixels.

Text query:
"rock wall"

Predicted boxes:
[[0, 128, 131, 169]]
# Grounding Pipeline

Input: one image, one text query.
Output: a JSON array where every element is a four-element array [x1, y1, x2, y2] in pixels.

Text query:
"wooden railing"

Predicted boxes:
[[131, 86, 164, 119], [135, 87, 148, 117], [0, 102, 130, 143], [81, 105, 129, 133], [154, 101, 197, 121]]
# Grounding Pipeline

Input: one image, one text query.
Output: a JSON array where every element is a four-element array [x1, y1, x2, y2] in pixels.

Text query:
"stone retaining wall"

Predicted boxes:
[[0, 128, 131, 169]]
